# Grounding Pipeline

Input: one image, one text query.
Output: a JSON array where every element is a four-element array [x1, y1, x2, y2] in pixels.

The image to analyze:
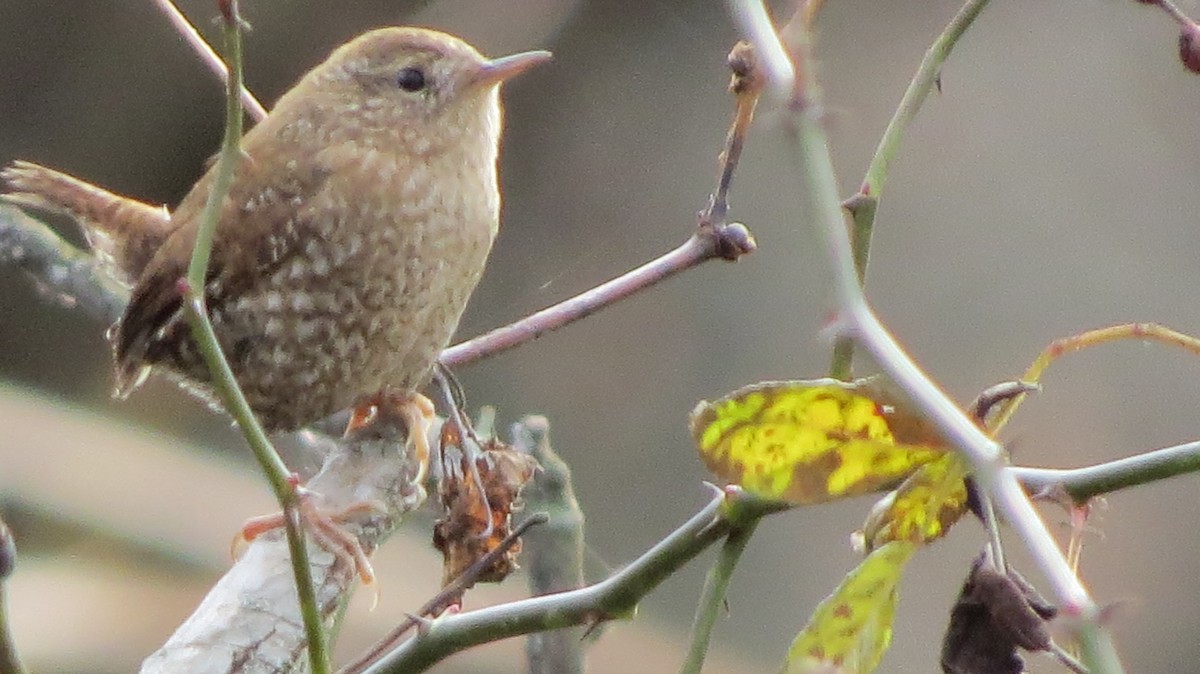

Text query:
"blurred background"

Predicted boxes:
[[2, 0, 1200, 672]]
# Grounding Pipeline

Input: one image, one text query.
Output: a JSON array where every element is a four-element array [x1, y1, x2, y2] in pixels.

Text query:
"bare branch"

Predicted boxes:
[[149, 0, 268, 121], [441, 225, 754, 369]]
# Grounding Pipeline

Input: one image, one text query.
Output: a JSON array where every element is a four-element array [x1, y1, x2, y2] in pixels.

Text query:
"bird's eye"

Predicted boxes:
[[396, 66, 427, 92]]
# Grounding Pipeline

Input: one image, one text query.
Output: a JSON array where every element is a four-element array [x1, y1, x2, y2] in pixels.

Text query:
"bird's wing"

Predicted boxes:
[[112, 150, 333, 396]]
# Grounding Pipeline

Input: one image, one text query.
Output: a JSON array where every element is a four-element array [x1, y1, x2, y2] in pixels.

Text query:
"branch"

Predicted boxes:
[[0, 203, 127, 324], [150, 0, 268, 122], [176, 4, 328, 670], [1015, 439, 1200, 504], [829, 0, 991, 379], [681, 514, 756, 674], [512, 417, 588, 674], [361, 488, 789, 674], [444, 36, 760, 370], [141, 416, 429, 674], [729, 2, 1126, 672], [441, 223, 754, 369]]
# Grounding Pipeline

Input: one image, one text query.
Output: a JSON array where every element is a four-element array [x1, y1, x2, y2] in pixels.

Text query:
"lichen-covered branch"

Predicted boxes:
[[0, 204, 127, 324], [141, 415, 429, 674], [512, 417, 587, 674]]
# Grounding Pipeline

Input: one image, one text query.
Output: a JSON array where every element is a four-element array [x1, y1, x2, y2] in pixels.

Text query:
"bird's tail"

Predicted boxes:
[[1, 160, 174, 285]]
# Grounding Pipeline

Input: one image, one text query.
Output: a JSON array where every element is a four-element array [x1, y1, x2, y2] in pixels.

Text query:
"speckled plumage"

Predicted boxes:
[[8, 28, 548, 432]]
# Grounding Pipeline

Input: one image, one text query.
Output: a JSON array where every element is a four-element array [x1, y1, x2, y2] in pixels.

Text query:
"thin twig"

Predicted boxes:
[[176, 3, 328, 672], [990, 322, 1200, 433], [702, 40, 763, 229], [680, 520, 756, 674], [1154, 0, 1196, 27], [732, 3, 1125, 672], [677, 40, 767, 670], [150, 0, 268, 121], [440, 224, 755, 369]]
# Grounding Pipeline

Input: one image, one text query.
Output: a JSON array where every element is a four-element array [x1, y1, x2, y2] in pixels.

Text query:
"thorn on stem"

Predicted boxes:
[[700, 481, 725, 498], [404, 612, 436, 635], [969, 380, 1041, 423], [817, 310, 854, 343], [841, 192, 873, 215], [215, 0, 252, 31], [580, 614, 607, 641]]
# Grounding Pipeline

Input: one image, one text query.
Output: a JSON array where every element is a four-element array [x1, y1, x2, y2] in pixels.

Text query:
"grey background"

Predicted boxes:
[[2, 0, 1200, 672]]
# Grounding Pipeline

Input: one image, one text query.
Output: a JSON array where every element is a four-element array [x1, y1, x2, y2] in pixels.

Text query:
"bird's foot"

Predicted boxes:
[[345, 390, 436, 484], [234, 479, 387, 587]]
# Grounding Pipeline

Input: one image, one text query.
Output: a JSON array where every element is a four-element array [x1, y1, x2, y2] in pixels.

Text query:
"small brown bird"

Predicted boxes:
[[5, 28, 550, 435]]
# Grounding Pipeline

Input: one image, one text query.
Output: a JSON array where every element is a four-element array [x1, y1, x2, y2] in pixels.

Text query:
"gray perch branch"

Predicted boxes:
[[141, 414, 430, 674]]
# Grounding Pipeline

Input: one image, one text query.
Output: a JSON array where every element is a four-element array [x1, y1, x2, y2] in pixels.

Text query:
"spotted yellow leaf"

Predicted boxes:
[[689, 379, 946, 504], [783, 541, 916, 674], [856, 453, 969, 552]]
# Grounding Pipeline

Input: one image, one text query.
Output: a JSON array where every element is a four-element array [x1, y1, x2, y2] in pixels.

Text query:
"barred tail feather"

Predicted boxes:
[[1, 160, 173, 285]]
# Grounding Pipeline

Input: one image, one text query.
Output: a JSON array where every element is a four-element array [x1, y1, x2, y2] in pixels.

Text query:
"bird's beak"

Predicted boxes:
[[472, 50, 553, 87]]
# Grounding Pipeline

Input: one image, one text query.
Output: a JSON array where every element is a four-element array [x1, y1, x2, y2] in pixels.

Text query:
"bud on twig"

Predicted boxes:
[[1180, 22, 1200, 74]]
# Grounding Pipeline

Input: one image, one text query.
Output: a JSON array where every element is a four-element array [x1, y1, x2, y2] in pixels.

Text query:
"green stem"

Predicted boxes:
[[680, 519, 758, 674], [180, 4, 329, 672], [827, 0, 991, 379], [1015, 439, 1200, 503], [368, 491, 789, 673], [767, 5, 1125, 672]]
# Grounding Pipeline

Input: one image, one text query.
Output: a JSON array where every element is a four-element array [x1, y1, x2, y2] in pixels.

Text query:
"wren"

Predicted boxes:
[[4, 27, 551, 432]]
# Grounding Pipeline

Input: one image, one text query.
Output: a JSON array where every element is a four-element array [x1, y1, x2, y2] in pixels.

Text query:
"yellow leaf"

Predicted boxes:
[[689, 379, 946, 504], [856, 453, 969, 552], [783, 541, 916, 674]]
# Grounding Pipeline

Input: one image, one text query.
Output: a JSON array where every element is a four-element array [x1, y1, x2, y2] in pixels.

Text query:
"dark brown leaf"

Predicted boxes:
[[432, 423, 540, 588], [941, 552, 1055, 674]]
